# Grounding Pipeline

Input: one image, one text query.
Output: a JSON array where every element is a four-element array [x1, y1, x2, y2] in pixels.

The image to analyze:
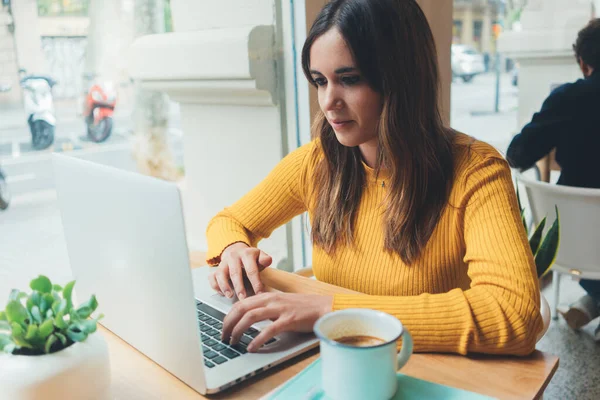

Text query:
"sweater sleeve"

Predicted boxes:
[[205, 143, 312, 265], [332, 156, 543, 355]]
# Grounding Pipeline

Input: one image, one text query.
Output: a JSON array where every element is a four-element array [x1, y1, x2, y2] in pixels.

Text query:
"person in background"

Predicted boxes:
[[206, 0, 542, 355], [507, 18, 600, 340]]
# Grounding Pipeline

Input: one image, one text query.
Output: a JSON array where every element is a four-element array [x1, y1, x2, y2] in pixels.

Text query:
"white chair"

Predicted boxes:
[[517, 174, 600, 320]]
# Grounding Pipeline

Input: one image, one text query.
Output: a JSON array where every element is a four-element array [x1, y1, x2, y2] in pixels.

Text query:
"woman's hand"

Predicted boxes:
[[208, 243, 272, 300], [221, 292, 333, 352]]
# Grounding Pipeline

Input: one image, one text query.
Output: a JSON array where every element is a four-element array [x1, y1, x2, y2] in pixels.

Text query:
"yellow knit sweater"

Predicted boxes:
[[206, 132, 543, 356]]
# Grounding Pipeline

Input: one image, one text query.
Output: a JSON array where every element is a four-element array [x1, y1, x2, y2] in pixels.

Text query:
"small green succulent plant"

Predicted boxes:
[[0, 275, 102, 355]]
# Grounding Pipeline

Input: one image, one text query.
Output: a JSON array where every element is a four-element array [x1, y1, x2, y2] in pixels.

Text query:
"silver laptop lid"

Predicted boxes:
[[52, 154, 207, 394]]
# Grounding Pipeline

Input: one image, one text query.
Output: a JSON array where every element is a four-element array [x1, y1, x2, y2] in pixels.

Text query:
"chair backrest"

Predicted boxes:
[[517, 174, 600, 278]]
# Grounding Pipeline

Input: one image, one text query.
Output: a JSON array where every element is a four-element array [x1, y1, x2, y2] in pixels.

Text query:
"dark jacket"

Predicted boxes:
[[506, 71, 600, 188]]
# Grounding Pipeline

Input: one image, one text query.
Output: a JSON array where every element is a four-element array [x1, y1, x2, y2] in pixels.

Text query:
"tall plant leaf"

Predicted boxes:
[[529, 217, 546, 255], [535, 206, 560, 278], [516, 185, 528, 234]]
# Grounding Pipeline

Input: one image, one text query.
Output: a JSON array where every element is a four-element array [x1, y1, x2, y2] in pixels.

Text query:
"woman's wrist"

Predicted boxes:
[[221, 242, 249, 259]]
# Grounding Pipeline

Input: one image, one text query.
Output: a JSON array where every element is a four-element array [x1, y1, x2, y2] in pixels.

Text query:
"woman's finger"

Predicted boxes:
[[230, 307, 280, 345], [208, 270, 222, 295], [247, 319, 287, 352], [257, 250, 273, 270], [228, 257, 247, 299], [221, 293, 272, 342], [215, 265, 234, 298], [240, 251, 264, 294]]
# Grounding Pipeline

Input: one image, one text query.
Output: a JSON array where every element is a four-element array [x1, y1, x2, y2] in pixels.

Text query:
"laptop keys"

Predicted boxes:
[[239, 335, 253, 346], [204, 350, 219, 359], [230, 343, 248, 354], [212, 343, 227, 352], [196, 302, 226, 322], [212, 356, 227, 365], [197, 300, 281, 367], [221, 348, 240, 359]]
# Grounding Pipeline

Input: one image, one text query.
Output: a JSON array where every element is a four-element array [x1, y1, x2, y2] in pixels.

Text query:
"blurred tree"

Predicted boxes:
[[132, 0, 179, 180]]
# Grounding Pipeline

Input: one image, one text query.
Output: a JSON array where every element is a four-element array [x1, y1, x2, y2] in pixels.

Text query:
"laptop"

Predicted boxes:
[[52, 154, 319, 394]]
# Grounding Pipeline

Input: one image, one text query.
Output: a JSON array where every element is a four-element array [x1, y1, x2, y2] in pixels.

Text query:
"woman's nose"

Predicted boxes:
[[322, 85, 343, 111]]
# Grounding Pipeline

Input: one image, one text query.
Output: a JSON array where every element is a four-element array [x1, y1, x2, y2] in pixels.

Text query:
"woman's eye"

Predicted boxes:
[[341, 75, 361, 85], [314, 77, 327, 86]]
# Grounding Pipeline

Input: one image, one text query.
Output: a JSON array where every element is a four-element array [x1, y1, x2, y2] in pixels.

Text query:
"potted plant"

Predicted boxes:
[[0, 275, 110, 399]]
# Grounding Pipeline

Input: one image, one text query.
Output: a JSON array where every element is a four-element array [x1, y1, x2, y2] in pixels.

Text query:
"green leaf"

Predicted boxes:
[[66, 326, 88, 342], [41, 293, 55, 314], [25, 324, 38, 341], [45, 334, 58, 354], [52, 299, 67, 315], [69, 308, 81, 323], [62, 281, 76, 312], [31, 306, 43, 324], [535, 206, 560, 278], [26, 291, 41, 312], [0, 320, 10, 332], [6, 300, 29, 326], [30, 275, 52, 294], [78, 319, 98, 334], [516, 186, 528, 235], [54, 311, 67, 330], [9, 289, 24, 302], [45, 309, 54, 319], [78, 295, 98, 314], [529, 217, 547, 256], [10, 322, 23, 337], [52, 284, 63, 292], [55, 332, 67, 346], [10, 322, 32, 348], [38, 318, 54, 339], [76, 307, 94, 319], [0, 333, 15, 354], [0, 311, 6, 321]]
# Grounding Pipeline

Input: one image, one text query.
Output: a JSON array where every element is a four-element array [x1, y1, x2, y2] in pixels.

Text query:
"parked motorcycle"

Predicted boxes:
[[84, 76, 116, 143], [19, 69, 57, 151], [0, 166, 9, 210]]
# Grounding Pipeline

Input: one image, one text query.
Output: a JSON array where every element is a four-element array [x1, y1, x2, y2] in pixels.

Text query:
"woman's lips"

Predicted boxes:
[[330, 120, 352, 130]]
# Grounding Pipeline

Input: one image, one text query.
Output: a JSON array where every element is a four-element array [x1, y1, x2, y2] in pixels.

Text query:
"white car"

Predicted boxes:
[[451, 44, 486, 83]]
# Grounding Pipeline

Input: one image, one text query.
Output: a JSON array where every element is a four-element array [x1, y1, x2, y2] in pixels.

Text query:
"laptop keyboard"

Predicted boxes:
[[196, 300, 277, 369]]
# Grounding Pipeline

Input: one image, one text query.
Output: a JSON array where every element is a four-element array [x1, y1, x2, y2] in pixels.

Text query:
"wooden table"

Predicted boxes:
[[101, 254, 559, 400]]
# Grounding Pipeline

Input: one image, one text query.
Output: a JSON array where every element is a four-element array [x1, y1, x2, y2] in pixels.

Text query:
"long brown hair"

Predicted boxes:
[[301, 0, 455, 264]]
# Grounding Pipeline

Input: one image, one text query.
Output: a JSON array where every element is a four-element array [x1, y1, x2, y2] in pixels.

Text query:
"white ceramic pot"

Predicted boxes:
[[0, 332, 111, 400]]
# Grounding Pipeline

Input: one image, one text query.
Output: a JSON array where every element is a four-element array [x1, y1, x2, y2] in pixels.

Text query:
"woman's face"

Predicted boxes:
[[309, 28, 383, 151]]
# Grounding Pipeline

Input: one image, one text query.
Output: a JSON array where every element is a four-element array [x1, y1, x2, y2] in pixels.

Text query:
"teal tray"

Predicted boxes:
[[266, 358, 497, 400]]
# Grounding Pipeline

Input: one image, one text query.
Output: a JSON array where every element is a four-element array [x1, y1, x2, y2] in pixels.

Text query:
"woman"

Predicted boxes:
[[206, 0, 542, 355]]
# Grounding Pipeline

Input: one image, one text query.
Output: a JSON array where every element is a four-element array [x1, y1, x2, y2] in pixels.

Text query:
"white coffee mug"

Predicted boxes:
[[313, 309, 413, 400]]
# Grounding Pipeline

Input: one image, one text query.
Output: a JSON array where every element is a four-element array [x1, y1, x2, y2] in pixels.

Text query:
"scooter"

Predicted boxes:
[[84, 76, 116, 143], [19, 69, 57, 151]]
